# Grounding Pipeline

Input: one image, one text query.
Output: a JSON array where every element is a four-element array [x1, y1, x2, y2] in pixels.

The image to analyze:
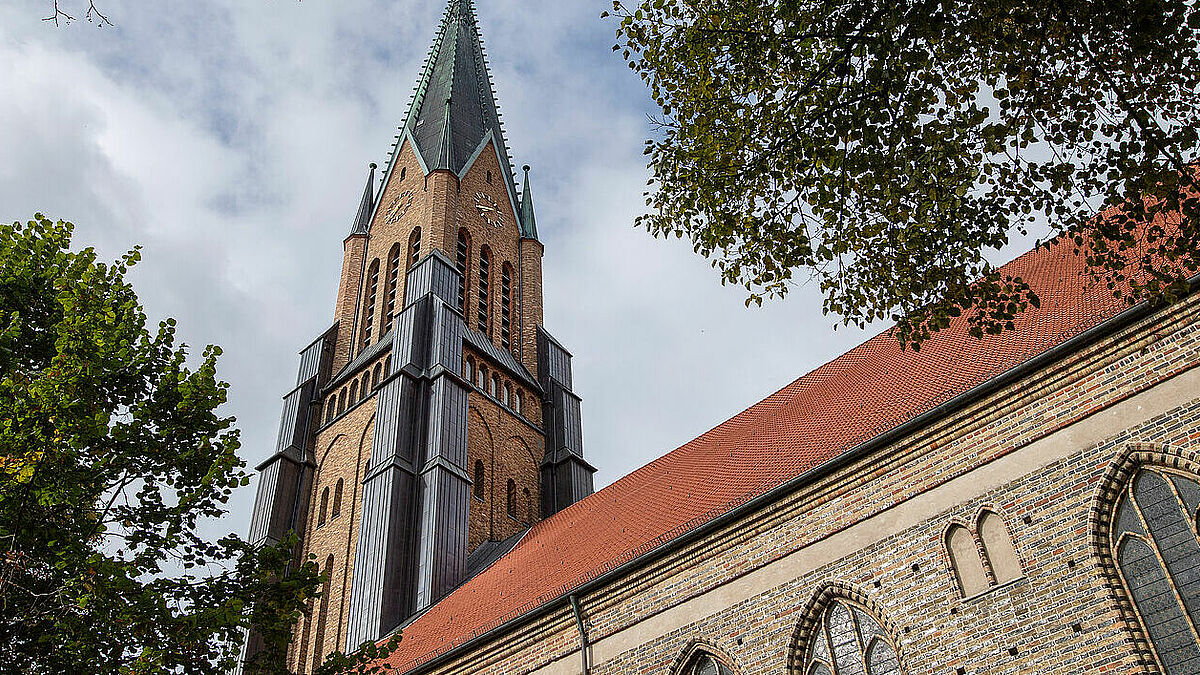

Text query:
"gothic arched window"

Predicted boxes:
[[946, 524, 988, 597], [337, 388, 347, 416], [311, 554, 334, 672], [372, 363, 382, 389], [473, 460, 485, 501], [477, 247, 491, 335], [1109, 466, 1200, 673], [506, 478, 516, 519], [332, 478, 344, 519], [945, 509, 1023, 598], [382, 243, 402, 337], [349, 380, 358, 406], [464, 356, 475, 383], [317, 487, 330, 528], [408, 226, 422, 269], [477, 365, 486, 389], [804, 600, 902, 675], [978, 511, 1022, 584], [456, 229, 471, 316], [325, 399, 335, 425], [523, 487, 532, 523], [500, 262, 514, 350], [361, 258, 380, 349], [490, 373, 500, 398], [502, 382, 511, 407], [683, 653, 734, 675], [513, 390, 522, 415]]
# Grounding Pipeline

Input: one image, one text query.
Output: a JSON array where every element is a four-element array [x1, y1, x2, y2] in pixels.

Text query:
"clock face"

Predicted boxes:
[[474, 192, 504, 228], [385, 189, 415, 223]]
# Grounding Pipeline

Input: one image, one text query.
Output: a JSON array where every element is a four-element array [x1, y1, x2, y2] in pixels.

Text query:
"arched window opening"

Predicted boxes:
[[502, 382, 511, 406], [513, 390, 522, 415], [946, 524, 988, 597], [311, 554, 334, 672], [486, 170, 492, 184], [1109, 467, 1200, 673], [456, 230, 471, 315], [500, 263, 513, 350], [477, 247, 491, 335], [332, 478, 344, 519], [317, 487, 330, 528], [684, 653, 734, 675], [804, 599, 902, 675], [382, 243, 402, 337], [477, 365, 487, 390], [400, 167, 407, 181], [337, 388, 347, 416], [372, 363, 382, 389], [978, 511, 1022, 584], [523, 487, 532, 523], [506, 479, 516, 519], [325, 399, 335, 425], [361, 259, 380, 349], [465, 356, 475, 383], [384, 355, 391, 375], [361, 374, 371, 400], [473, 460, 485, 501], [408, 226, 422, 269], [349, 380, 358, 406], [490, 374, 500, 398]]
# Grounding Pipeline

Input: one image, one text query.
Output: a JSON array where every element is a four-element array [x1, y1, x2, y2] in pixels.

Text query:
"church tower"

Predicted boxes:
[[242, 1, 596, 670]]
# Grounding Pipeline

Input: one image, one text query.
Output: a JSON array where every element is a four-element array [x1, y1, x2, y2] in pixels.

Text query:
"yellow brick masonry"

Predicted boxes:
[[401, 292, 1200, 675]]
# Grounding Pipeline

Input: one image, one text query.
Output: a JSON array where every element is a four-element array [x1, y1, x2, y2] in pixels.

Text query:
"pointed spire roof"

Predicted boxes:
[[350, 163, 377, 236], [519, 165, 538, 239], [403, 0, 517, 191]]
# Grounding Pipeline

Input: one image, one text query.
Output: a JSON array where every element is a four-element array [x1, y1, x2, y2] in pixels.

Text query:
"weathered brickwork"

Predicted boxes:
[[398, 294, 1200, 675]]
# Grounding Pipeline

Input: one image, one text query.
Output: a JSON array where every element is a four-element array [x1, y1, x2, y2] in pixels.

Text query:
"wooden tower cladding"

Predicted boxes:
[[240, 0, 595, 671]]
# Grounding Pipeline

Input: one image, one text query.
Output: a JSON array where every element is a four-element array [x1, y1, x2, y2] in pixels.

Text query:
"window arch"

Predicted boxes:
[[332, 478, 344, 519], [400, 166, 407, 181], [513, 390, 522, 415], [1105, 463, 1200, 673], [372, 362, 382, 389], [500, 262, 514, 350], [311, 554, 334, 672], [682, 653, 734, 675], [337, 388, 347, 416], [477, 246, 491, 334], [325, 398, 335, 425], [317, 486, 330, 528], [456, 229, 471, 316], [792, 585, 906, 675], [465, 356, 475, 382], [473, 460, 485, 501], [384, 355, 391, 375], [382, 243, 402, 336], [477, 365, 487, 389], [502, 381, 511, 406], [946, 523, 988, 597], [523, 487, 532, 523], [506, 478, 516, 519], [349, 380, 358, 405], [408, 226, 422, 269], [361, 373, 370, 400], [944, 509, 1023, 598], [490, 373, 500, 398], [361, 258, 380, 349]]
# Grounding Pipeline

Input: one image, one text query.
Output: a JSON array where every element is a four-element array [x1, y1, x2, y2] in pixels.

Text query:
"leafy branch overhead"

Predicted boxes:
[[605, 0, 1200, 347]]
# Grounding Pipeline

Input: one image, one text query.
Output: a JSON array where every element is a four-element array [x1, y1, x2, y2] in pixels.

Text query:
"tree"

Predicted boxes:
[[606, 0, 1200, 347], [0, 215, 396, 674]]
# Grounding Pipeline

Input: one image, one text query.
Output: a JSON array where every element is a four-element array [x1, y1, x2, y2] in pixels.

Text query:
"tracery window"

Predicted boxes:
[[501, 263, 513, 350], [456, 230, 470, 316], [804, 600, 902, 675], [361, 259, 380, 349], [382, 243, 402, 336], [477, 247, 491, 335], [1110, 467, 1200, 674], [683, 653, 734, 675]]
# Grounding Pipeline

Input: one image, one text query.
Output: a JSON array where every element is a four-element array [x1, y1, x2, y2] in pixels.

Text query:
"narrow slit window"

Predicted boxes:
[[506, 479, 516, 519], [361, 259, 380, 349], [501, 263, 513, 350], [477, 247, 491, 335], [382, 243, 402, 336], [456, 230, 470, 315], [332, 479, 344, 519], [473, 460, 485, 501], [408, 226, 422, 269], [317, 487, 330, 528]]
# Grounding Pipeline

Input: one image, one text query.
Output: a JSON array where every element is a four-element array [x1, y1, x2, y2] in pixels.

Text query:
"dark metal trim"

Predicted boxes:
[[570, 594, 589, 675]]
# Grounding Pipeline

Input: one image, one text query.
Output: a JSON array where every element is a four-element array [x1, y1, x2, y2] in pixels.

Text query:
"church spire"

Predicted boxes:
[[402, 0, 517, 193], [349, 162, 376, 236], [519, 165, 538, 239]]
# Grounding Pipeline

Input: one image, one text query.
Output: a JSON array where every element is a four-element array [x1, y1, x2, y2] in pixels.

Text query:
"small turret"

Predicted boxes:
[[519, 165, 539, 240], [349, 163, 377, 236]]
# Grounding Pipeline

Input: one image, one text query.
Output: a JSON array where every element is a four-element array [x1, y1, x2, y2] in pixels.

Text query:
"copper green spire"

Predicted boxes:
[[349, 162, 376, 236], [519, 165, 538, 239]]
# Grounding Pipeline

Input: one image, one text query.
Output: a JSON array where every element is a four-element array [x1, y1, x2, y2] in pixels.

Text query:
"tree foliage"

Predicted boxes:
[[0, 216, 396, 674], [606, 0, 1200, 347]]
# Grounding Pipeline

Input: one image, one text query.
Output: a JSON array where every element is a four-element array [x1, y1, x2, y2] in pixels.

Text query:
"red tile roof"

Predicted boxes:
[[383, 235, 1136, 671]]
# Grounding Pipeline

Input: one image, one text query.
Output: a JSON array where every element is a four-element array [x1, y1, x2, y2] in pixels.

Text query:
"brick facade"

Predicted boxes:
[[378, 290, 1200, 674]]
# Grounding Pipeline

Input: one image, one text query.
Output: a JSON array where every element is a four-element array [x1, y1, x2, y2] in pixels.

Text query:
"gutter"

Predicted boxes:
[[569, 595, 589, 675], [407, 276, 1199, 674]]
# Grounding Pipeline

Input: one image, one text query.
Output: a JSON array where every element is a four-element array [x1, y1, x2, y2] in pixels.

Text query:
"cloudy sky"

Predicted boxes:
[[0, 0, 883, 536]]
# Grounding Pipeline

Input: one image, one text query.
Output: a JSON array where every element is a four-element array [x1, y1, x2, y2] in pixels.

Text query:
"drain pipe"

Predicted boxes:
[[569, 594, 590, 674]]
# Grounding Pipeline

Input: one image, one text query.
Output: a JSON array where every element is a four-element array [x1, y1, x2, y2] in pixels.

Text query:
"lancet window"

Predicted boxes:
[[506, 478, 516, 519], [317, 487, 330, 528], [361, 259, 379, 349], [408, 226, 422, 269], [945, 509, 1023, 598], [1108, 466, 1200, 673], [804, 600, 902, 675], [682, 653, 734, 675], [477, 247, 491, 335], [332, 478, 344, 519], [382, 243, 402, 336], [501, 263, 513, 350], [456, 230, 470, 316]]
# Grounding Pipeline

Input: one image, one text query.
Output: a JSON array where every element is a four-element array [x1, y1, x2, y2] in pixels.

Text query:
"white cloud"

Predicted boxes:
[[0, 0, 874, 533]]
